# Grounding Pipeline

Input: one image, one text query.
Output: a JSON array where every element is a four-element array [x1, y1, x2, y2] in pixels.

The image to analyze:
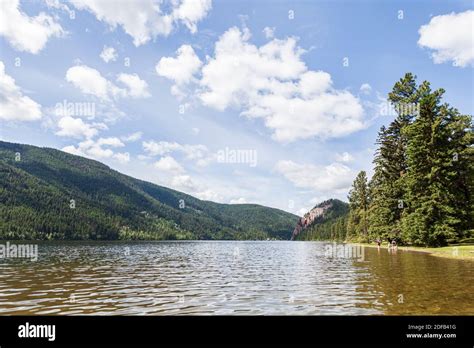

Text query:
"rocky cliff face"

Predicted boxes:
[[291, 201, 334, 240]]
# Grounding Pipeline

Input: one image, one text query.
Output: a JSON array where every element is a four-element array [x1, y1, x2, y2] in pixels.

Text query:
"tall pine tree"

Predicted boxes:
[[360, 73, 473, 247], [348, 171, 369, 241], [402, 81, 473, 246], [368, 73, 418, 241]]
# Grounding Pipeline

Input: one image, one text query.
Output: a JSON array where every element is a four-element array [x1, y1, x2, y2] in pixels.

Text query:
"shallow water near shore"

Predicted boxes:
[[0, 241, 472, 315]]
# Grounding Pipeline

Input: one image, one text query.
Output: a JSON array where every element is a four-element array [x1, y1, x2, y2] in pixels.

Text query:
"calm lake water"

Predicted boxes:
[[0, 241, 472, 315]]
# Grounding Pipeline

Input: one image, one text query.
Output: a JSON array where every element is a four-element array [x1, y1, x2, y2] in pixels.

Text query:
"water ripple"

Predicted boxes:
[[0, 241, 472, 315]]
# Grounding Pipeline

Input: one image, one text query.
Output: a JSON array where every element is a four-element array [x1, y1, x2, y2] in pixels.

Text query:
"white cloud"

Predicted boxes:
[[158, 27, 365, 142], [262, 26, 275, 39], [230, 197, 247, 204], [0, 61, 42, 121], [143, 140, 181, 156], [62, 137, 129, 163], [97, 136, 124, 147], [335, 152, 354, 163], [117, 73, 151, 98], [55, 116, 106, 139], [275, 160, 355, 192], [359, 83, 372, 95], [142, 140, 213, 165], [169, 174, 222, 202], [156, 165, 223, 202], [45, 0, 75, 16], [172, 0, 212, 34], [0, 0, 64, 54], [170, 174, 197, 190], [66, 65, 150, 100], [113, 152, 130, 163], [154, 155, 185, 174], [100, 45, 118, 63], [66, 65, 120, 100], [296, 207, 309, 217], [156, 44, 202, 96], [141, 141, 222, 201], [418, 10, 474, 68], [85, 143, 113, 158], [70, 0, 211, 46], [121, 131, 143, 142], [194, 189, 222, 202]]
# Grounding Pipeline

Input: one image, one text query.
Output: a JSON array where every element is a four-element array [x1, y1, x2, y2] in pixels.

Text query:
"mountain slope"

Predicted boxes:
[[292, 199, 349, 241], [0, 141, 298, 240]]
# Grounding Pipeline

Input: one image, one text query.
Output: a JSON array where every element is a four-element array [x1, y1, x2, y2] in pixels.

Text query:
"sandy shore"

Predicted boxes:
[[351, 242, 474, 261]]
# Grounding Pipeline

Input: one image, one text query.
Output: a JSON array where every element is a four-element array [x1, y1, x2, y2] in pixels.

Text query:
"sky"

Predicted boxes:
[[0, 0, 473, 216]]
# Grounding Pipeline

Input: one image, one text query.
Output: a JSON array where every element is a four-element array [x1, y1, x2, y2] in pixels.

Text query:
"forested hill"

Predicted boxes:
[[292, 199, 349, 241], [0, 141, 298, 240]]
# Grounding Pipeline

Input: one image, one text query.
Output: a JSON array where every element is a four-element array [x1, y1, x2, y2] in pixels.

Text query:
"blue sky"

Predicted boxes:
[[0, 0, 473, 215]]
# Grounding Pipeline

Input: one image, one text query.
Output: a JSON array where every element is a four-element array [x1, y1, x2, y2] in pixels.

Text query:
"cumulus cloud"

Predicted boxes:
[[121, 131, 143, 142], [100, 46, 118, 63], [296, 207, 310, 217], [167, 174, 222, 202], [0, 0, 64, 54], [65, 65, 150, 100], [418, 10, 474, 68], [275, 160, 355, 192], [97, 136, 124, 147], [262, 26, 275, 39], [149, 152, 221, 201], [230, 197, 247, 204], [113, 152, 130, 164], [157, 27, 365, 142], [70, 0, 212, 46], [335, 152, 354, 163], [156, 45, 202, 97], [0, 61, 42, 121], [154, 155, 185, 174], [194, 188, 222, 202], [117, 73, 151, 98], [359, 83, 372, 95], [55, 116, 106, 139], [142, 140, 213, 165], [172, 0, 212, 34], [62, 137, 129, 163], [66, 65, 119, 100]]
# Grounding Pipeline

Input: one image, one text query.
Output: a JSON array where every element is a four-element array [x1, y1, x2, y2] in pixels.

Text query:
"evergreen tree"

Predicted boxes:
[[402, 81, 473, 246], [348, 171, 369, 241], [368, 73, 419, 242], [360, 73, 472, 247]]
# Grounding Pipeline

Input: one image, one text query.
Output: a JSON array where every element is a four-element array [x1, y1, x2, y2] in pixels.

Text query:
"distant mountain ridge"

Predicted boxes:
[[292, 199, 349, 241], [0, 141, 298, 240]]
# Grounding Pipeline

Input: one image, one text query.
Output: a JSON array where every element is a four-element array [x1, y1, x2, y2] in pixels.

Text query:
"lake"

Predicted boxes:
[[0, 241, 472, 315]]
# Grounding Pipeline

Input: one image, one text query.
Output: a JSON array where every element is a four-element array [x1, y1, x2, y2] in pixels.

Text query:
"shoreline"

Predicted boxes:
[[352, 242, 474, 261]]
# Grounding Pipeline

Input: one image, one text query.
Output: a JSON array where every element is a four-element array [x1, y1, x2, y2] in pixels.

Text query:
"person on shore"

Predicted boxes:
[[391, 239, 398, 250]]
